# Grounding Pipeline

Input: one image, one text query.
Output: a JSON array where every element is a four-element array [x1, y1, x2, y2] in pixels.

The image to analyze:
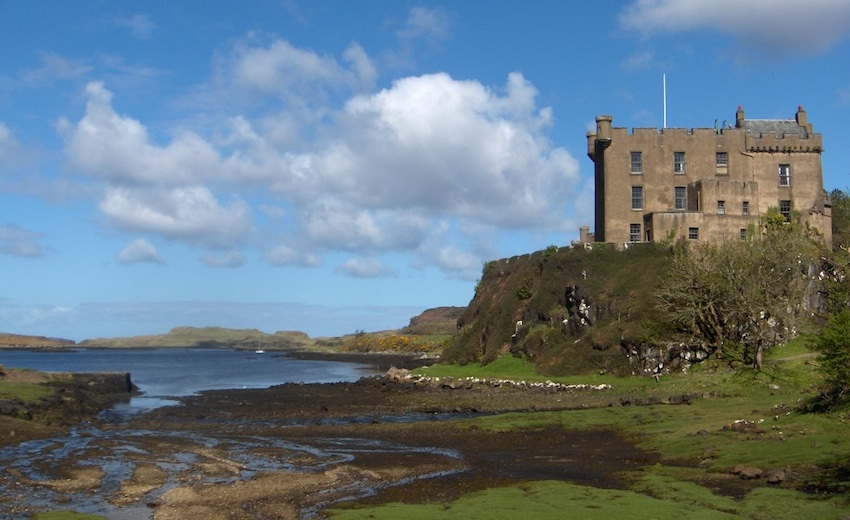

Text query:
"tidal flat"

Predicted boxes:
[[2, 348, 850, 519]]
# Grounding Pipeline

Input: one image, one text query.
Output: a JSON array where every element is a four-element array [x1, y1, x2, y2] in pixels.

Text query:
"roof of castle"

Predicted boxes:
[[741, 119, 808, 138]]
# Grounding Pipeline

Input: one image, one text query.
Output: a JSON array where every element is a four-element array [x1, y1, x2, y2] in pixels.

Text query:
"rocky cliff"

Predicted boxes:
[[442, 244, 681, 376], [443, 239, 834, 377], [402, 306, 466, 335]]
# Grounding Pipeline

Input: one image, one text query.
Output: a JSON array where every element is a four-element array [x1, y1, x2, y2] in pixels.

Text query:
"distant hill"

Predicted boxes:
[[0, 333, 76, 349], [78, 326, 315, 349], [1, 307, 467, 351], [401, 306, 465, 335]]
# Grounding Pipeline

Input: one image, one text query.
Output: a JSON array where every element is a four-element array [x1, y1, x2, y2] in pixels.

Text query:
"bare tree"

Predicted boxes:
[[657, 209, 821, 369]]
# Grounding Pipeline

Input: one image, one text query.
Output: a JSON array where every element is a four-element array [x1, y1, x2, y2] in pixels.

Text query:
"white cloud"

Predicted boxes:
[[231, 38, 376, 96], [59, 82, 225, 186], [620, 0, 850, 55], [317, 72, 579, 225], [117, 238, 164, 265], [337, 257, 394, 278], [0, 224, 45, 258], [301, 200, 430, 251], [58, 47, 580, 276], [99, 186, 251, 249]]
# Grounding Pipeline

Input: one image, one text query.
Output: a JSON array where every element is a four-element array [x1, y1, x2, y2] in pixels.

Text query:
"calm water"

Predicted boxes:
[[0, 348, 380, 412]]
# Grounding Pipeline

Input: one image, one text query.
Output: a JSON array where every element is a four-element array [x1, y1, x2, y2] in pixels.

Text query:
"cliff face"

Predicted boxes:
[[402, 307, 466, 335], [442, 244, 676, 376]]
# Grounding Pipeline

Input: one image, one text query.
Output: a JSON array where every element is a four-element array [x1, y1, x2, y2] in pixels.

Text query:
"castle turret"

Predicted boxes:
[[735, 105, 745, 128], [796, 105, 812, 135], [596, 115, 613, 142]]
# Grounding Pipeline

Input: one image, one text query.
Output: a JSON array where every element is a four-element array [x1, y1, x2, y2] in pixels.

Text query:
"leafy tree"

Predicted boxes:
[[656, 208, 822, 370], [812, 309, 850, 406], [830, 188, 850, 251]]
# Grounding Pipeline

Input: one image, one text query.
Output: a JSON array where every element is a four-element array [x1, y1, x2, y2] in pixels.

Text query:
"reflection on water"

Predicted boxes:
[[102, 397, 182, 417]]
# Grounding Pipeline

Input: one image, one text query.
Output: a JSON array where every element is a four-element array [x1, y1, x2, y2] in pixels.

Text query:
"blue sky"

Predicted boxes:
[[2, 1, 850, 341]]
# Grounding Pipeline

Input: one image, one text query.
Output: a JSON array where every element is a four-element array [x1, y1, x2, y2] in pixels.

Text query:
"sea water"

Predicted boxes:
[[0, 347, 379, 412]]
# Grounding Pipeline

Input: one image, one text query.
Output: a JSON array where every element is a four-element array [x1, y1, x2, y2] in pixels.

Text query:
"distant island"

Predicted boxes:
[[0, 307, 465, 351], [0, 332, 76, 349]]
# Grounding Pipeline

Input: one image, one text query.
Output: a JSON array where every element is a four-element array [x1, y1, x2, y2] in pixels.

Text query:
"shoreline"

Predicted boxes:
[[285, 348, 439, 370]]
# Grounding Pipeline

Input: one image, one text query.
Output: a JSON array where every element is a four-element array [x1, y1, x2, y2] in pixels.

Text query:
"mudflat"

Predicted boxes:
[[1, 374, 659, 519]]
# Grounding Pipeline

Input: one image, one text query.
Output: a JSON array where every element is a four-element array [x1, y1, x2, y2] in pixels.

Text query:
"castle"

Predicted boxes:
[[583, 106, 831, 247]]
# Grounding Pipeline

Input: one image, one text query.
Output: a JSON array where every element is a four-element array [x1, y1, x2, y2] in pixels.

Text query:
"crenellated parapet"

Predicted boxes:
[[582, 105, 830, 248], [744, 132, 822, 153]]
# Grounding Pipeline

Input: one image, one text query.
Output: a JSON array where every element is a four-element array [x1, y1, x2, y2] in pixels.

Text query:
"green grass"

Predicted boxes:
[[338, 345, 850, 519], [0, 380, 52, 402], [32, 512, 107, 520], [414, 356, 652, 392], [328, 480, 740, 520]]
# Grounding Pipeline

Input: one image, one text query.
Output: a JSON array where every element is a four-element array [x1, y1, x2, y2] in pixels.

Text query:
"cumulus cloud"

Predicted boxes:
[[301, 72, 579, 227], [0, 224, 45, 258], [230, 38, 376, 98], [620, 0, 850, 55], [99, 186, 251, 249], [117, 238, 164, 265], [59, 82, 225, 186], [58, 39, 580, 277]]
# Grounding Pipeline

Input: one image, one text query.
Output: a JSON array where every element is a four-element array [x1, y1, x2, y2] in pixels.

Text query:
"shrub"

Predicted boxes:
[[812, 309, 850, 406]]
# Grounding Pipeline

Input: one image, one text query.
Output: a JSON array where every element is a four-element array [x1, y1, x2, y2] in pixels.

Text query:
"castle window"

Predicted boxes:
[[779, 199, 792, 221], [716, 152, 728, 175], [631, 186, 643, 210], [674, 152, 686, 174], [779, 164, 791, 186], [674, 186, 686, 210], [630, 152, 642, 174], [740, 228, 748, 241], [629, 223, 641, 242], [688, 227, 699, 240], [717, 200, 726, 214], [742, 201, 750, 215]]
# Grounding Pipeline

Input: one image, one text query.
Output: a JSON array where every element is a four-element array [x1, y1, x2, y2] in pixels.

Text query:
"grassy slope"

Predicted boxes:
[[329, 339, 850, 519]]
